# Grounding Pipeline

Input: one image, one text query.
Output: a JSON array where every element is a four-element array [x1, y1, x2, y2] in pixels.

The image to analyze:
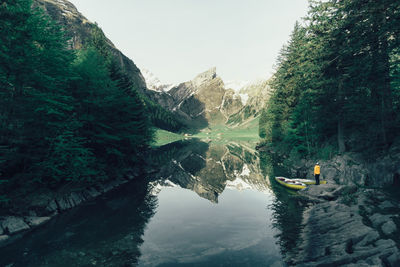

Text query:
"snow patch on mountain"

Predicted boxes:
[[224, 80, 250, 92], [238, 93, 249, 105], [240, 164, 251, 176], [224, 80, 250, 105], [140, 68, 176, 92], [225, 177, 253, 191]]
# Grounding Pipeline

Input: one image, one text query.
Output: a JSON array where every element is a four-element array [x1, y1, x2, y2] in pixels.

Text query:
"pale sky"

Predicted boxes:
[[68, 0, 309, 84]]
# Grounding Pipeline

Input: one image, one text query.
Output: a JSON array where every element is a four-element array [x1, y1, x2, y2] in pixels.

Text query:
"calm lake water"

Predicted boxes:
[[0, 139, 305, 267]]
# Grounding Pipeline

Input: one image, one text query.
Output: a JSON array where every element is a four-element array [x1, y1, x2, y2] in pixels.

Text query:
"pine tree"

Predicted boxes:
[[259, 0, 400, 157], [71, 48, 153, 178], [0, 0, 75, 186]]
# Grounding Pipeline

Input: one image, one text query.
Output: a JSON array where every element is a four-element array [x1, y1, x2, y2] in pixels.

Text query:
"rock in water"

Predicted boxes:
[[0, 235, 9, 243]]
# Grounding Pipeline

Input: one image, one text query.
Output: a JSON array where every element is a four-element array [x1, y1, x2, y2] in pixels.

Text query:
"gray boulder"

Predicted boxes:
[[86, 187, 101, 198], [56, 196, 75, 210], [379, 200, 396, 210], [46, 199, 58, 213], [24, 216, 51, 227], [370, 213, 392, 227], [1, 216, 30, 234], [289, 199, 400, 266], [69, 192, 86, 206], [382, 220, 397, 235]]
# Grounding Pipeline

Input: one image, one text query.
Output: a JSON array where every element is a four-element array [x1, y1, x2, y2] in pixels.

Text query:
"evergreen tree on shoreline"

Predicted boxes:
[[260, 0, 400, 157], [0, 0, 154, 201]]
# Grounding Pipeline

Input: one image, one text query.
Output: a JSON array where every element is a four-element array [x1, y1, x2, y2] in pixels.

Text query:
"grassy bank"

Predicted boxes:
[[154, 117, 260, 147], [153, 129, 186, 147], [192, 118, 259, 142]]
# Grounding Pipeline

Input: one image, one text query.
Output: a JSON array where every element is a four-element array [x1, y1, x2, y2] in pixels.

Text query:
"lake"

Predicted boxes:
[[0, 139, 305, 267]]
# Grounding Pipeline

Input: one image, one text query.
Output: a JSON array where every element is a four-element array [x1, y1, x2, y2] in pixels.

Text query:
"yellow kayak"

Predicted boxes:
[[275, 177, 307, 190], [293, 178, 327, 185]]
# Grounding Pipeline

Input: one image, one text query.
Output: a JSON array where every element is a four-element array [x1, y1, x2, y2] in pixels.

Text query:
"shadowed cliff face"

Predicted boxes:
[[145, 68, 272, 130], [33, 0, 147, 94], [151, 68, 245, 129], [147, 140, 271, 203]]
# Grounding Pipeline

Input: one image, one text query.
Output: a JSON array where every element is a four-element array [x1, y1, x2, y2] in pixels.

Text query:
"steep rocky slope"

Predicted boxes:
[[144, 68, 271, 129], [270, 144, 400, 266], [33, 0, 270, 131], [145, 68, 243, 129], [227, 79, 272, 127], [33, 0, 147, 93], [141, 69, 176, 92]]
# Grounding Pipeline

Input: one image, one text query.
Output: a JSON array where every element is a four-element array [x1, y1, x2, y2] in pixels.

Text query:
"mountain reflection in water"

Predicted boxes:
[[0, 139, 304, 267], [147, 140, 270, 203]]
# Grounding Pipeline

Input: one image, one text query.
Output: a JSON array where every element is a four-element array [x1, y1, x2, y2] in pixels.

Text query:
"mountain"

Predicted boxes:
[[224, 80, 250, 92], [167, 67, 243, 127], [33, 0, 147, 93], [227, 79, 272, 127], [34, 0, 270, 131], [224, 80, 250, 105], [33, 0, 187, 132], [141, 67, 272, 129], [148, 140, 270, 203], [146, 68, 258, 129], [141, 69, 176, 92]]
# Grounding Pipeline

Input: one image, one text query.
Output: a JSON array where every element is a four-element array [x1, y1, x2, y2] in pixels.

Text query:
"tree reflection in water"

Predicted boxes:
[[0, 139, 305, 266], [259, 151, 306, 263], [147, 139, 270, 203], [0, 178, 157, 267]]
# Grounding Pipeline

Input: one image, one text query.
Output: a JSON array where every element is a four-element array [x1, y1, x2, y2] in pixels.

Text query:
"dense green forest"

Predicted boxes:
[[259, 0, 400, 158], [0, 0, 157, 201]]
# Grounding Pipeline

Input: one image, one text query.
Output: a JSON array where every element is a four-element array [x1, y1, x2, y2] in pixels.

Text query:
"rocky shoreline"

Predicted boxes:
[[286, 184, 400, 266], [282, 150, 400, 266], [0, 168, 156, 248]]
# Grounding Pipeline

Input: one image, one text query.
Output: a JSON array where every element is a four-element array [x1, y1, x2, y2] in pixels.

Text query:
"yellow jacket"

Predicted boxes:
[[314, 165, 320, 175]]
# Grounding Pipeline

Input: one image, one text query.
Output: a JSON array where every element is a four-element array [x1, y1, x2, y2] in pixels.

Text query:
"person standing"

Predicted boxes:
[[314, 163, 320, 185]]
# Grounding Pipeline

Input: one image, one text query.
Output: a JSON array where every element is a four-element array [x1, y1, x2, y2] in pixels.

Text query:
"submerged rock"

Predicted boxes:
[[0, 235, 9, 243]]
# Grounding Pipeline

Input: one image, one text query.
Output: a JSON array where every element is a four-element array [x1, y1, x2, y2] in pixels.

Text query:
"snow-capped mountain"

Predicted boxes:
[[140, 66, 271, 128], [141, 68, 176, 92], [224, 80, 250, 105], [224, 80, 250, 93]]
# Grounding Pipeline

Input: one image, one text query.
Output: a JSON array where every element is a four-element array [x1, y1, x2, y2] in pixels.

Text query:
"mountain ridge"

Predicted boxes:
[[33, 0, 148, 94], [35, 0, 270, 131], [143, 67, 272, 129]]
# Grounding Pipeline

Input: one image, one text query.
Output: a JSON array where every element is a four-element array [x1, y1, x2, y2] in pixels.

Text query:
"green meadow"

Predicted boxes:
[[154, 117, 260, 147]]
